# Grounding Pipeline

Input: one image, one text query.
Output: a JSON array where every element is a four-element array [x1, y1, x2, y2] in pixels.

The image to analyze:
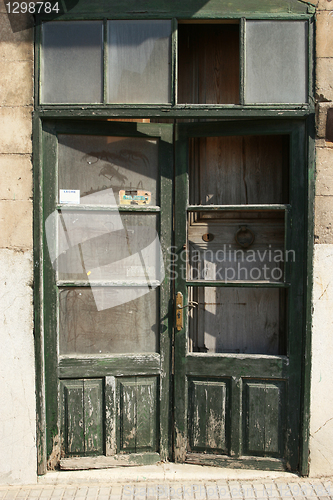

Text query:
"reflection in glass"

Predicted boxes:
[[45, 211, 162, 284], [58, 135, 159, 205], [107, 20, 171, 103], [41, 21, 103, 104], [188, 287, 286, 355], [59, 287, 159, 354]]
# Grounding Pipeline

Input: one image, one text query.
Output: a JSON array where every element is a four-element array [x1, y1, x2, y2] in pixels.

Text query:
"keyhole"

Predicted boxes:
[[202, 233, 214, 242]]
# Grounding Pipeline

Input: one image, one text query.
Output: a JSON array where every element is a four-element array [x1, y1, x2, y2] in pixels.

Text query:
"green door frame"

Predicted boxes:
[[33, 1, 316, 475]]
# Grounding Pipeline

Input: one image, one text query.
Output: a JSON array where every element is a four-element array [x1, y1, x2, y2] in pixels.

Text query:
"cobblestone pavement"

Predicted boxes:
[[0, 477, 332, 500]]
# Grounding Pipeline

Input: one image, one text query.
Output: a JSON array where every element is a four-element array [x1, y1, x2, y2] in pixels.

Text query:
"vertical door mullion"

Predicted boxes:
[[239, 17, 246, 106], [159, 124, 174, 460], [103, 18, 108, 104], [171, 18, 178, 106], [174, 126, 189, 461]]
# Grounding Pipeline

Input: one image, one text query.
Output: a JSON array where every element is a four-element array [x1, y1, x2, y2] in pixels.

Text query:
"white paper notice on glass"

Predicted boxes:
[[59, 189, 80, 204]]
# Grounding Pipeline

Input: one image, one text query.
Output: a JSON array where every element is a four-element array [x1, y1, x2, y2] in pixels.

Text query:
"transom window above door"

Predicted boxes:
[[40, 19, 309, 105]]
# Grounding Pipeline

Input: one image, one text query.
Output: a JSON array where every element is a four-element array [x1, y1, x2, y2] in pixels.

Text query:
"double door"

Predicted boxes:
[[42, 119, 306, 471]]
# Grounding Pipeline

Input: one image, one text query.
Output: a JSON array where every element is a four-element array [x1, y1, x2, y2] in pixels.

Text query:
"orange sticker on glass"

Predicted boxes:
[[119, 189, 151, 206]]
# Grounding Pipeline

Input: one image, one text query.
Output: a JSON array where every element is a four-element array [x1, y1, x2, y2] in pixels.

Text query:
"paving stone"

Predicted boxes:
[[228, 483, 242, 499]]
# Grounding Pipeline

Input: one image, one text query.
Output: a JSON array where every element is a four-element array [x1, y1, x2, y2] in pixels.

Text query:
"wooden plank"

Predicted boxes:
[[105, 376, 117, 456], [58, 354, 161, 378], [186, 354, 289, 379], [178, 25, 239, 105], [61, 380, 85, 455], [188, 205, 289, 211], [243, 381, 285, 457], [56, 205, 161, 212], [188, 379, 228, 454], [117, 377, 158, 453], [60, 452, 161, 470], [84, 379, 104, 455], [185, 453, 286, 470], [38, 107, 313, 120]]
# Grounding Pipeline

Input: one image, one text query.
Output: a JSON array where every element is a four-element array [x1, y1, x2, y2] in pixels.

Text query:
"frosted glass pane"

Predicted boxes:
[[245, 21, 307, 104], [59, 287, 158, 354], [108, 21, 171, 103], [41, 21, 103, 103], [58, 134, 159, 206]]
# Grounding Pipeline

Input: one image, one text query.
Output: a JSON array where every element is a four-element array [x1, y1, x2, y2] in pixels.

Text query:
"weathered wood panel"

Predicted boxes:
[[188, 287, 286, 354], [62, 380, 85, 455], [189, 135, 289, 205], [118, 377, 158, 453], [61, 379, 104, 456], [243, 380, 285, 457], [84, 379, 104, 454], [188, 379, 228, 454], [178, 24, 239, 105], [60, 452, 160, 469]]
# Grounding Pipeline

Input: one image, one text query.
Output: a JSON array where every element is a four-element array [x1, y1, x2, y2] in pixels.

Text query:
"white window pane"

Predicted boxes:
[[107, 20, 171, 104], [41, 21, 103, 104], [245, 21, 308, 104]]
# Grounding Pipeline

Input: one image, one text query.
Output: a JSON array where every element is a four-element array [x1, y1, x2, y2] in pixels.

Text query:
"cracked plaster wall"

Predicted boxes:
[[310, 0, 333, 477], [0, 0, 36, 485]]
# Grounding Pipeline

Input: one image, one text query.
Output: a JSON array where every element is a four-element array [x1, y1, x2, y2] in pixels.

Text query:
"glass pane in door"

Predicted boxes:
[[187, 210, 285, 282], [188, 287, 286, 355], [59, 287, 159, 354], [58, 135, 159, 206], [189, 135, 289, 205]]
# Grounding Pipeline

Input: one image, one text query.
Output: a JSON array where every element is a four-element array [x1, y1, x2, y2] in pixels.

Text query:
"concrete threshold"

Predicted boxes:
[[37, 463, 301, 485]]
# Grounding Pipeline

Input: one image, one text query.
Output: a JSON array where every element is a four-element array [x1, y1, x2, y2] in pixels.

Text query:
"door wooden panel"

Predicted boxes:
[[188, 379, 228, 454], [60, 379, 104, 456], [243, 381, 285, 457], [118, 377, 158, 453]]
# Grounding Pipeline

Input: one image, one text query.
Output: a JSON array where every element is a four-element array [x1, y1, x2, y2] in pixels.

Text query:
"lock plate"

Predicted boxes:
[[176, 292, 183, 331]]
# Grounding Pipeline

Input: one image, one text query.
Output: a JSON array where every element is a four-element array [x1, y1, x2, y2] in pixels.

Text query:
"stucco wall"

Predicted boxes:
[[0, 2, 36, 485], [310, 0, 333, 478]]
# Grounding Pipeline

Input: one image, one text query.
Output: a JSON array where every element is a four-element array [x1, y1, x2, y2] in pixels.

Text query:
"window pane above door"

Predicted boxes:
[[245, 20, 308, 104], [107, 20, 172, 104], [41, 21, 103, 104]]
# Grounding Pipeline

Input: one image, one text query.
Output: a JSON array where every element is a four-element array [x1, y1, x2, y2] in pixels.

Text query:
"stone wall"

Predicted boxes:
[[0, 1, 37, 485], [310, 0, 333, 478]]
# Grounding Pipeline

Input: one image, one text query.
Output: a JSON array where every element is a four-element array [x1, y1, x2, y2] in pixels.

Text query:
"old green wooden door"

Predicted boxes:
[[42, 120, 173, 468], [174, 120, 306, 471]]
